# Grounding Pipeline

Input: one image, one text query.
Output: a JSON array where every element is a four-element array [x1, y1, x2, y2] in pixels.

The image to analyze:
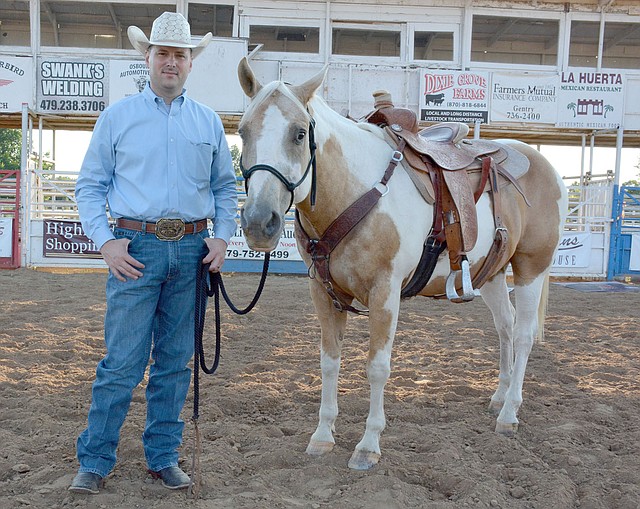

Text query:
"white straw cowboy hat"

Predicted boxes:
[[127, 12, 212, 59]]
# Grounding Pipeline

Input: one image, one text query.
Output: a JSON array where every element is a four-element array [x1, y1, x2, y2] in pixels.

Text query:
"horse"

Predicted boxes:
[[236, 57, 568, 470]]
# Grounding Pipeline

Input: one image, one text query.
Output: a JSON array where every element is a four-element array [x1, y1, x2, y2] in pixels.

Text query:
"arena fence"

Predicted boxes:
[[17, 169, 622, 278], [0, 169, 21, 268], [5, 134, 635, 278], [608, 185, 640, 279]]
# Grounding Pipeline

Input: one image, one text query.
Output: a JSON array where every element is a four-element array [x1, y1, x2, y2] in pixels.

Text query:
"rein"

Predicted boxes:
[[188, 254, 270, 498]]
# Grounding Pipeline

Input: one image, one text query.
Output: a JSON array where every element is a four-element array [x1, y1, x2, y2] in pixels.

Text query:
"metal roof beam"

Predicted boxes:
[[487, 18, 517, 48], [41, 1, 59, 46]]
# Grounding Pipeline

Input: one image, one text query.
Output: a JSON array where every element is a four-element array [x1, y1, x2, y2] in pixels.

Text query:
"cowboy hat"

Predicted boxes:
[[127, 12, 212, 59]]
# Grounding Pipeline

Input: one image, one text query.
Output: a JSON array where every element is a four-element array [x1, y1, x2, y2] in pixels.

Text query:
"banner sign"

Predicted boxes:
[[37, 58, 108, 115], [490, 73, 558, 124], [109, 59, 149, 103], [0, 218, 12, 257], [419, 70, 489, 123], [0, 56, 33, 113], [631, 233, 640, 272], [556, 69, 624, 129], [227, 225, 302, 261], [42, 220, 101, 258], [553, 232, 592, 268]]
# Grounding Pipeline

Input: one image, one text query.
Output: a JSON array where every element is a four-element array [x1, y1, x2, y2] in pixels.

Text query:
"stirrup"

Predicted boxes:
[[445, 259, 475, 303]]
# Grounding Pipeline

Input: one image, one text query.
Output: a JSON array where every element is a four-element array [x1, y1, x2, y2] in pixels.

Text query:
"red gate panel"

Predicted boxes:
[[0, 169, 21, 269]]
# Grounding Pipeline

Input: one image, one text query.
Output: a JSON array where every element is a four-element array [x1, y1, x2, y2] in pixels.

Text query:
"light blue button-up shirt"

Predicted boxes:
[[76, 84, 238, 249]]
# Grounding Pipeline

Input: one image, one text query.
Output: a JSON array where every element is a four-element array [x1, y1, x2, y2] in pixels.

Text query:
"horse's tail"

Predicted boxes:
[[536, 272, 550, 343]]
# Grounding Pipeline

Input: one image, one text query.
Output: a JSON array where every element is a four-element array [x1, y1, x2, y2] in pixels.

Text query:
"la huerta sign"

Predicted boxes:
[[556, 69, 624, 129]]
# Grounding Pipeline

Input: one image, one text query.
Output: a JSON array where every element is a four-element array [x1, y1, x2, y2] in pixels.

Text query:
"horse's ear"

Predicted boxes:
[[238, 57, 262, 98], [291, 65, 328, 104]]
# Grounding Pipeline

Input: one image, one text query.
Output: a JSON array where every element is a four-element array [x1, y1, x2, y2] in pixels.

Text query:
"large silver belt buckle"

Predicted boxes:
[[155, 218, 185, 241]]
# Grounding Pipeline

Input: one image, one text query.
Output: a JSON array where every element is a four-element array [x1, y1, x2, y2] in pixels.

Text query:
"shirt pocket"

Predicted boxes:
[[185, 139, 214, 182]]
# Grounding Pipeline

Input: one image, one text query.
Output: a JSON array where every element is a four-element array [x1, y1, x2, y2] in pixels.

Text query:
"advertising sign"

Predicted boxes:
[[419, 70, 489, 124], [37, 58, 109, 116], [0, 56, 33, 112], [42, 220, 101, 258], [227, 225, 301, 261], [490, 73, 558, 124], [631, 233, 640, 272], [0, 218, 12, 257], [553, 232, 592, 268], [109, 59, 149, 103], [556, 69, 624, 129]]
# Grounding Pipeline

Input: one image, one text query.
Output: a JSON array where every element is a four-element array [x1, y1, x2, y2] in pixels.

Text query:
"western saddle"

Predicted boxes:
[[365, 90, 530, 302]]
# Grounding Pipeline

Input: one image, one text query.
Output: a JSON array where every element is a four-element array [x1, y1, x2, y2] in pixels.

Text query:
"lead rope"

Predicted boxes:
[[188, 253, 271, 498]]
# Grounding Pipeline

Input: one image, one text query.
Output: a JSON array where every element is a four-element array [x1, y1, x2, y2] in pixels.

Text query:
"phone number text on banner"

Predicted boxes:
[[227, 226, 301, 261]]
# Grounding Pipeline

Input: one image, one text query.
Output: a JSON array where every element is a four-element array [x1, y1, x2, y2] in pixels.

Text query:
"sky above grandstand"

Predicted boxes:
[[43, 130, 639, 185]]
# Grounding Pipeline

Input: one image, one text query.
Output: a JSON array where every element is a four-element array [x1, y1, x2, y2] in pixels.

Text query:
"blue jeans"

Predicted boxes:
[[76, 226, 209, 477]]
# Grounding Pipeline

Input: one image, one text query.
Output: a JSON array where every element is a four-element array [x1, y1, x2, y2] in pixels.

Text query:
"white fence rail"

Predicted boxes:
[[21, 158, 616, 277]]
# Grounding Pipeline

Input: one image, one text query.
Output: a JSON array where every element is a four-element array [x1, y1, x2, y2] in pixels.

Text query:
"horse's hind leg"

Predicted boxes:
[[479, 270, 516, 417], [305, 280, 348, 457], [495, 271, 548, 435]]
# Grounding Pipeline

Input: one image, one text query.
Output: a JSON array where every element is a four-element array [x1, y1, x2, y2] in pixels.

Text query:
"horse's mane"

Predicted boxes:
[[242, 79, 387, 152], [307, 94, 386, 141]]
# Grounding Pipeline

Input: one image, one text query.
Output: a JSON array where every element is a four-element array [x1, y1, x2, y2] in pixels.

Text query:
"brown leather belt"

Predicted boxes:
[[116, 218, 208, 241]]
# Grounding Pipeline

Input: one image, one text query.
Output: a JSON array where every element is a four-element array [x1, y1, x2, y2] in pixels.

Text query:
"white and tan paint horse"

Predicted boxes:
[[237, 57, 568, 470]]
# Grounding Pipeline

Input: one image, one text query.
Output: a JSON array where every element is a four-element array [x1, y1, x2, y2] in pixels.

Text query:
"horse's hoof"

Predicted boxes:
[[488, 400, 503, 416], [348, 450, 381, 470], [306, 440, 334, 456], [495, 421, 518, 436]]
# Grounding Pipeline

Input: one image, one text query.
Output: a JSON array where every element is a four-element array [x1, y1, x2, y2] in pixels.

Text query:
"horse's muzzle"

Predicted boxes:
[[240, 206, 283, 251]]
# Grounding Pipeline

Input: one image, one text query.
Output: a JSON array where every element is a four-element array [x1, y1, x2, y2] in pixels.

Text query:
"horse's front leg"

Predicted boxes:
[[348, 290, 400, 470], [305, 279, 348, 457]]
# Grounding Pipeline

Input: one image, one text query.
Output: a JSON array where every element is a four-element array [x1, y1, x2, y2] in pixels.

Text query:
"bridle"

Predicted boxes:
[[240, 116, 318, 212]]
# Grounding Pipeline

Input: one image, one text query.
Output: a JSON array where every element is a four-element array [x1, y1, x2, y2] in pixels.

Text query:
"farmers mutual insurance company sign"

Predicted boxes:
[[490, 73, 558, 124]]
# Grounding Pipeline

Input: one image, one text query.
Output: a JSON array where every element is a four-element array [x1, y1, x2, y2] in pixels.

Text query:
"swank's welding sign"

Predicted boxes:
[[37, 58, 108, 115]]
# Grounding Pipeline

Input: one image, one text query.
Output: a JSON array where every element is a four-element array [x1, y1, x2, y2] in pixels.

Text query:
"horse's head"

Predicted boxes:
[[237, 57, 327, 251]]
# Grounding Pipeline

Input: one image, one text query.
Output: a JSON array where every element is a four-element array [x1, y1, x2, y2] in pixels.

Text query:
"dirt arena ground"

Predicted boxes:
[[1, 268, 639, 509]]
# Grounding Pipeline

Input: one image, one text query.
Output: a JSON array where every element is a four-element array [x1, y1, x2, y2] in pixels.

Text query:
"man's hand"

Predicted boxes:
[[203, 238, 228, 272], [100, 238, 145, 282]]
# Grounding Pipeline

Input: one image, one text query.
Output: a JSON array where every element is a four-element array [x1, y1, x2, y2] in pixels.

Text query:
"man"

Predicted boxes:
[[70, 12, 237, 494]]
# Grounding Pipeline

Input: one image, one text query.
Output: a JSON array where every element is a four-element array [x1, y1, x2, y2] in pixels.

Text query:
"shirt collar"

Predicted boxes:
[[143, 82, 187, 108]]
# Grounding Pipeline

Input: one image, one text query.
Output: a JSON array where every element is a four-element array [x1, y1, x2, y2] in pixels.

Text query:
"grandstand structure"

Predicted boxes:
[[0, 0, 639, 277]]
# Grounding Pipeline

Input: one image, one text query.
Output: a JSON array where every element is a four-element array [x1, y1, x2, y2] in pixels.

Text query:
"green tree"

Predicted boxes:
[[622, 157, 640, 186], [230, 143, 242, 177], [0, 129, 21, 170]]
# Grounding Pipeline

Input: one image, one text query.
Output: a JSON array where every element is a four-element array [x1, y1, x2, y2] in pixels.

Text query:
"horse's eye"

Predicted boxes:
[[237, 128, 244, 138], [295, 129, 307, 144]]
